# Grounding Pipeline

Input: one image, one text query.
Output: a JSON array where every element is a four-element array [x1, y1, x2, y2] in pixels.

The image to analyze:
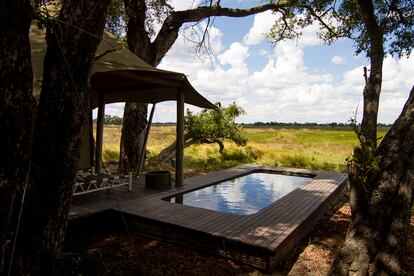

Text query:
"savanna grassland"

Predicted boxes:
[[100, 125, 388, 174]]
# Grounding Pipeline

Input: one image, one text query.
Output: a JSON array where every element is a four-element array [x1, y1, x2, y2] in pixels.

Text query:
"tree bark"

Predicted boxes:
[[157, 138, 224, 162], [329, 1, 412, 275], [119, 0, 288, 174], [331, 86, 414, 275], [119, 102, 147, 174], [0, 1, 34, 274], [119, 0, 151, 175], [358, 0, 384, 148], [11, 0, 110, 274]]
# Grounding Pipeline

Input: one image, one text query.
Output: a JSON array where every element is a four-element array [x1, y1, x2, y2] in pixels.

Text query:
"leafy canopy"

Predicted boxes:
[[106, 0, 172, 38], [184, 102, 247, 147], [268, 0, 414, 57]]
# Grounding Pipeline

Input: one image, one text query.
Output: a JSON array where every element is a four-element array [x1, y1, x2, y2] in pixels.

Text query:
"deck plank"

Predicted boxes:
[[236, 180, 330, 246]]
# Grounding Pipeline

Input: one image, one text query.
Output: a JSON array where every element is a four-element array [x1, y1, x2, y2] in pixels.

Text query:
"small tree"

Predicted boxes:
[[157, 103, 247, 162]]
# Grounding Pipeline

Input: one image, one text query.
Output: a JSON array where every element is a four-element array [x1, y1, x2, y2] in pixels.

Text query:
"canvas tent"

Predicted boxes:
[[30, 19, 215, 187], [31, 23, 215, 109]]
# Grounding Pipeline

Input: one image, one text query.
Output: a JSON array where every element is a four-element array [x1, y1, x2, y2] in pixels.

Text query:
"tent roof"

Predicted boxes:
[[30, 20, 216, 109]]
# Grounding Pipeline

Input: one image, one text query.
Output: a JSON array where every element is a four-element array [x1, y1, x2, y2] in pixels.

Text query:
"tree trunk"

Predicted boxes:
[[358, 0, 384, 148], [157, 138, 224, 162], [119, 0, 154, 175], [331, 86, 414, 275], [157, 140, 182, 163], [329, 1, 411, 274], [0, 1, 34, 274], [11, 1, 110, 274], [119, 102, 147, 174]]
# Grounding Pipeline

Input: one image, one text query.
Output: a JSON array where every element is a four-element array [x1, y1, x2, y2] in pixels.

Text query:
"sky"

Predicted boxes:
[[104, 0, 414, 124]]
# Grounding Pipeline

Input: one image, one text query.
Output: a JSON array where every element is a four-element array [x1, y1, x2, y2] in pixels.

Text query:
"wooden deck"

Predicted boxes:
[[70, 165, 348, 272]]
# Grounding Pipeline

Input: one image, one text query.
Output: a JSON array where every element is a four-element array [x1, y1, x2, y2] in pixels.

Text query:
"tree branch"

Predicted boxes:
[[94, 48, 117, 62], [151, 3, 289, 65], [198, 138, 224, 153], [302, 5, 339, 38], [389, 0, 407, 25]]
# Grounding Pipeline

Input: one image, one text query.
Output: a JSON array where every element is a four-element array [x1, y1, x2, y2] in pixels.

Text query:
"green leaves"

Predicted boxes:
[[267, 0, 414, 57], [104, 114, 123, 125], [184, 102, 247, 150], [346, 120, 381, 191]]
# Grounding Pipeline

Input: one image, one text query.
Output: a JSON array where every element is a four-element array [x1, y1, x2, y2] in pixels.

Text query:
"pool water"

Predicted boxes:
[[167, 172, 312, 215]]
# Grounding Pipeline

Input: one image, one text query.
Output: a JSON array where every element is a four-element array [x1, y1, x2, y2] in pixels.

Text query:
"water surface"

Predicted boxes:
[[168, 172, 312, 215]]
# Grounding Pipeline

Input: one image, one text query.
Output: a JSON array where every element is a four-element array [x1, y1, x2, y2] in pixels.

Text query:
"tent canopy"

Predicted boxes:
[[30, 21, 216, 109]]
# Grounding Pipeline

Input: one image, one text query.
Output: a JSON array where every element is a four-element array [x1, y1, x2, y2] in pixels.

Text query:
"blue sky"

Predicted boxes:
[[104, 0, 414, 124]]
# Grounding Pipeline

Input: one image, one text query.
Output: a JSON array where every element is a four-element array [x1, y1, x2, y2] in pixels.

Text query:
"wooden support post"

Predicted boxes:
[[176, 90, 185, 187], [136, 104, 156, 177], [128, 172, 133, 192], [95, 93, 105, 174]]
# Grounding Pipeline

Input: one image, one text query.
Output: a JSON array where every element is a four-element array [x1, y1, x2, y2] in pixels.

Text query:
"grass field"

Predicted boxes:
[[101, 125, 387, 174]]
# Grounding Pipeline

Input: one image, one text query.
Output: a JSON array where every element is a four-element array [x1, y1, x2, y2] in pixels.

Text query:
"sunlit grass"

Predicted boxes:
[[102, 144, 120, 163], [100, 125, 387, 173], [99, 125, 122, 163]]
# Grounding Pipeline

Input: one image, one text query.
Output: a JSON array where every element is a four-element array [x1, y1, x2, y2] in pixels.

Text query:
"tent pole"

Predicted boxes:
[[95, 93, 105, 174], [176, 90, 185, 187], [136, 103, 156, 177]]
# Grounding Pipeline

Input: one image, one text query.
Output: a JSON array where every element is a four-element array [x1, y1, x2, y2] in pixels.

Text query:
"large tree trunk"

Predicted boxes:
[[11, 1, 110, 274], [329, 1, 411, 274], [119, 0, 288, 174], [119, 0, 153, 175], [0, 1, 34, 274], [119, 102, 147, 174], [331, 86, 414, 275], [358, 0, 384, 148]]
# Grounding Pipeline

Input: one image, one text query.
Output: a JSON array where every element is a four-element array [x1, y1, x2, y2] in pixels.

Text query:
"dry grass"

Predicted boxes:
[[99, 125, 387, 173]]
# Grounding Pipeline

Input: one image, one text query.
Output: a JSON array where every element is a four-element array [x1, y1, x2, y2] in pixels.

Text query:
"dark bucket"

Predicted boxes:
[[145, 170, 171, 189]]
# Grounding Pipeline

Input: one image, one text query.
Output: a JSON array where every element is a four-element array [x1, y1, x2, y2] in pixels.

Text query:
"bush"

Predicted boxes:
[[103, 148, 120, 162]]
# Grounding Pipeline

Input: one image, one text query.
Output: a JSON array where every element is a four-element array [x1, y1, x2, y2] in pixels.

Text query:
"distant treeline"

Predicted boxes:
[[241, 122, 393, 129], [99, 115, 392, 129], [104, 115, 123, 125], [96, 115, 176, 126]]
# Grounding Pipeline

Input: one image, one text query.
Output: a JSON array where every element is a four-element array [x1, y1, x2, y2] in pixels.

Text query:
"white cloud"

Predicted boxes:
[[297, 20, 325, 47], [258, 49, 270, 56], [105, 103, 125, 117], [343, 66, 365, 85], [249, 42, 333, 91], [218, 42, 249, 67], [331, 55, 344, 64], [159, 24, 223, 73], [243, 12, 324, 48], [243, 10, 277, 45], [399, 55, 414, 85]]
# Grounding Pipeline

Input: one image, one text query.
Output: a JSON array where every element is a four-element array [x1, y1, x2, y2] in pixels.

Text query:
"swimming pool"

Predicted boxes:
[[166, 171, 313, 215]]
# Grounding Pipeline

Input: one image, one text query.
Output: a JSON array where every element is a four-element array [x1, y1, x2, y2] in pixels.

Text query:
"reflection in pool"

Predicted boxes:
[[167, 172, 312, 215]]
